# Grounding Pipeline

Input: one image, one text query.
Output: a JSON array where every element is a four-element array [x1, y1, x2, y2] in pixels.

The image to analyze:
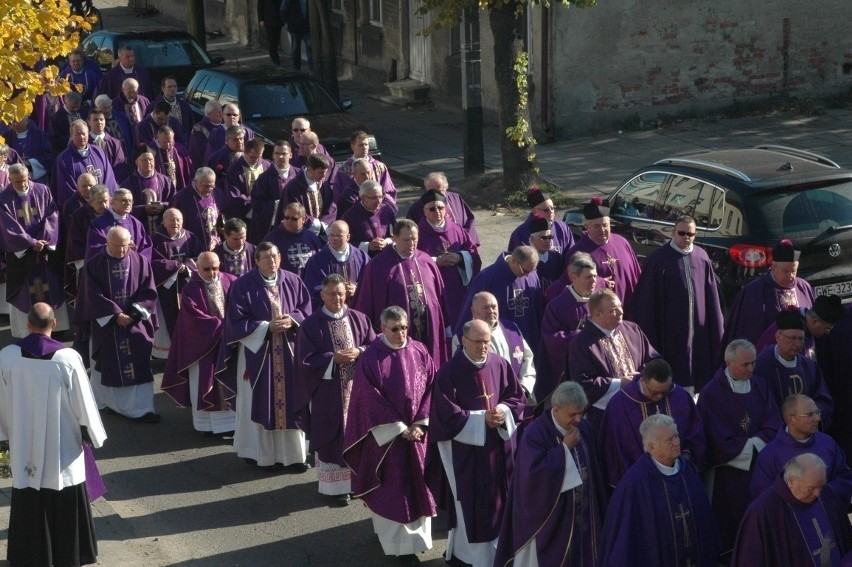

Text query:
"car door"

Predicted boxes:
[[607, 171, 671, 260]]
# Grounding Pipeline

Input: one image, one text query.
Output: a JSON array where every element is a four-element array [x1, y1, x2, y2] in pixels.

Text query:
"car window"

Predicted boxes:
[[609, 172, 667, 220], [193, 76, 224, 109], [241, 79, 341, 118], [753, 182, 852, 239], [93, 36, 114, 68], [119, 38, 212, 68], [82, 35, 103, 58], [718, 200, 745, 237], [219, 80, 239, 108], [656, 174, 724, 226]]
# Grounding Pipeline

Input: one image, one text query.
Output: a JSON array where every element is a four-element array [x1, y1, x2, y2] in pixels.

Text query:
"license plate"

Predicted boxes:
[[814, 280, 852, 298]]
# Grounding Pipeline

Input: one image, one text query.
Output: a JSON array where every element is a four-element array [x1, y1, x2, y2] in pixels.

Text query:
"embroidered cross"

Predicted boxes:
[[122, 364, 135, 382], [512, 345, 524, 364], [674, 504, 692, 548], [113, 289, 128, 305], [24, 463, 37, 477], [29, 277, 49, 302], [111, 263, 129, 279], [740, 412, 751, 433], [508, 288, 529, 318], [477, 379, 494, 410], [85, 164, 103, 181], [812, 517, 837, 567], [16, 201, 32, 225], [118, 339, 132, 356], [604, 253, 618, 276], [286, 243, 314, 269]]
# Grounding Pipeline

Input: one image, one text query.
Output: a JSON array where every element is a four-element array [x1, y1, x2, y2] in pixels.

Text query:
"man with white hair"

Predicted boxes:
[[86, 188, 153, 261], [0, 164, 69, 338], [600, 414, 720, 566], [407, 171, 479, 245], [172, 167, 221, 250], [288, 117, 331, 165], [204, 103, 254, 163], [341, 179, 395, 256], [113, 77, 150, 131], [52, 119, 117, 205], [74, 226, 159, 422], [93, 94, 134, 161], [188, 100, 224, 171]]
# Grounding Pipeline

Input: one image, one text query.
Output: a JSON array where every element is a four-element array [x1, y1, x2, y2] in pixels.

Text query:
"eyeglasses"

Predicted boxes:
[[676, 231, 697, 237], [534, 234, 554, 240], [224, 113, 239, 117], [795, 410, 822, 419], [283, 216, 302, 221], [778, 333, 805, 342], [425, 206, 445, 212], [388, 325, 408, 332], [292, 128, 307, 132]]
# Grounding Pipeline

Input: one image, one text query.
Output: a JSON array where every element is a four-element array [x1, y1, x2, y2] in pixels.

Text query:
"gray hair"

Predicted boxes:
[[106, 225, 131, 241], [8, 163, 28, 176], [90, 185, 109, 200], [380, 306, 407, 326], [225, 125, 245, 139], [724, 339, 756, 363], [551, 381, 588, 409], [640, 414, 676, 452], [204, 100, 221, 115], [784, 453, 827, 482], [568, 252, 596, 277], [352, 157, 371, 173], [27, 303, 55, 330], [424, 171, 448, 190], [510, 245, 539, 266], [65, 91, 83, 105], [194, 167, 215, 181], [112, 188, 133, 201], [359, 179, 382, 197], [94, 94, 113, 110]]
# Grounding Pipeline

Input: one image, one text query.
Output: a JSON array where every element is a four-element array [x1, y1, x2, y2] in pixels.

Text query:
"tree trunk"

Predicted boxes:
[[186, 0, 206, 51], [488, 2, 539, 193], [309, 0, 339, 100]]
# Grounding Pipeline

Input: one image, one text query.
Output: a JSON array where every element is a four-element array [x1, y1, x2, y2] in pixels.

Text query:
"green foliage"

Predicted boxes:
[[505, 50, 538, 171]]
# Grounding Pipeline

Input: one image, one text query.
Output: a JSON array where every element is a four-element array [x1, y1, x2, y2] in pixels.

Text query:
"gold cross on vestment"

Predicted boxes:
[[122, 363, 135, 382], [477, 379, 494, 410], [118, 339, 132, 356], [674, 504, 692, 548], [740, 412, 751, 433], [812, 518, 837, 567], [16, 201, 33, 225], [29, 277, 48, 302]]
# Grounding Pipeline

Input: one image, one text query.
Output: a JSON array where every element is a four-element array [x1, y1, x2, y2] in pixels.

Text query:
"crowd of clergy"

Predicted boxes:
[[3, 46, 852, 567]]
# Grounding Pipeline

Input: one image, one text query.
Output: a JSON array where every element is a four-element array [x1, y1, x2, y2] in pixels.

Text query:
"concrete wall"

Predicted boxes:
[[545, 0, 852, 134]]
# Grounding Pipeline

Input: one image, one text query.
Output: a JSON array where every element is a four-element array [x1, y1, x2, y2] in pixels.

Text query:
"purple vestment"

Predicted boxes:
[[567, 321, 659, 430], [222, 157, 271, 220], [135, 114, 185, 148], [342, 337, 437, 523], [65, 204, 98, 267], [161, 272, 236, 410], [732, 474, 852, 566], [248, 165, 299, 244], [103, 110, 134, 164], [73, 248, 158, 385], [120, 171, 176, 235], [599, 453, 720, 566], [568, 233, 641, 306], [416, 218, 481, 322], [149, 143, 192, 192], [407, 190, 479, 245], [537, 287, 589, 402], [112, 94, 150, 140], [90, 133, 128, 181], [97, 64, 153, 99], [750, 428, 852, 502], [508, 215, 574, 256], [0, 183, 64, 312], [150, 229, 205, 335], [2, 121, 54, 183], [428, 351, 525, 542], [600, 377, 706, 487], [58, 64, 101, 105], [353, 247, 450, 365], [753, 346, 833, 429], [332, 155, 396, 203], [629, 243, 724, 390], [212, 241, 255, 278], [756, 312, 818, 360], [86, 211, 153, 262], [302, 244, 369, 309], [149, 95, 194, 145], [204, 125, 254, 164], [172, 187, 220, 250], [282, 173, 337, 226], [52, 144, 117, 206], [494, 415, 607, 567], [723, 273, 816, 347], [262, 226, 323, 278], [818, 305, 852, 458], [48, 107, 87, 154], [532, 250, 566, 292], [294, 307, 376, 465], [187, 118, 222, 171], [342, 202, 395, 254], [456, 256, 544, 354], [544, 272, 608, 303], [697, 368, 782, 553], [216, 268, 312, 431]]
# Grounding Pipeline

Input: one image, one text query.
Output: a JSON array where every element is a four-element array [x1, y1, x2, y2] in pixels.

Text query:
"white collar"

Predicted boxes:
[[568, 285, 591, 303], [651, 456, 680, 476], [329, 244, 350, 262], [724, 369, 751, 393], [462, 350, 487, 368], [774, 346, 799, 368], [669, 239, 693, 255], [321, 306, 348, 319]]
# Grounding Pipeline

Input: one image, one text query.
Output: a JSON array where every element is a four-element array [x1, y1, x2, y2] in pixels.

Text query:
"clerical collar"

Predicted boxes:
[[277, 167, 290, 177], [785, 427, 812, 444], [111, 210, 127, 220], [394, 246, 413, 260], [222, 241, 245, 255], [164, 96, 176, 103], [16, 131, 27, 140], [167, 230, 184, 241], [120, 65, 134, 73], [138, 170, 155, 179], [589, 320, 616, 338], [321, 305, 348, 319], [380, 335, 407, 350], [77, 147, 90, 157], [669, 239, 693, 255], [538, 251, 550, 263], [303, 170, 319, 191], [259, 271, 278, 287], [724, 368, 751, 393], [427, 220, 446, 232], [651, 456, 680, 476], [568, 285, 591, 303], [92, 134, 104, 142], [462, 350, 487, 368], [329, 245, 350, 262], [774, 346, 798, 367], [14, 187, 29, 197]]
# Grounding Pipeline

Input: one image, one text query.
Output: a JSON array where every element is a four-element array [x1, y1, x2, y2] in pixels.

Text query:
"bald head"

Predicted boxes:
[[461, 319, 492, 361], [27, 302, 56, 334], [196, 252, 221, 282], [471, 291, 499, 327]]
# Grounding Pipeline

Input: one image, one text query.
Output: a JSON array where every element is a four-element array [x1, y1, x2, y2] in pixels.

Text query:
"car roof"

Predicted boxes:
[[195, 66, 308, 83], [649, 146, 852, 193], [92, 29, 198, 39]]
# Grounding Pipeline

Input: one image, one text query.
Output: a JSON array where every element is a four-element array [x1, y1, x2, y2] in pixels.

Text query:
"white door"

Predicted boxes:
[[409, 0, 432, 83]]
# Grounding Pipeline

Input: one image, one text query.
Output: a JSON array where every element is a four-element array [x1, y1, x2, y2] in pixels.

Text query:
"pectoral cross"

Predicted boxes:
[[29, 278, 49, 302], [118, 339, 132, 356], [812, 518, 837, 567], [674, 504, 692, 548], [788, 373, 804, 395], [740, 412, 751, 433], [165, 153, 177, 186], [508, 288, 529, 317], [122, 363, 136, 382], [477, 379, 494, 410], [604, 253, 618, 276], [169, 249, 186, 262], [16, 201, 33, 225]]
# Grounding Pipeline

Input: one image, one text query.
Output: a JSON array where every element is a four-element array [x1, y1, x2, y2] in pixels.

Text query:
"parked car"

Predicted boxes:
[[183, 66, 379, 159], [563, 145, 852, 307], [81, 29, 224, 91]]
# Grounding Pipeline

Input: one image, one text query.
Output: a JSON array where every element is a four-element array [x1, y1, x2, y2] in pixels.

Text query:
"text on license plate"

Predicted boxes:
[[815, 280, 852, 297]]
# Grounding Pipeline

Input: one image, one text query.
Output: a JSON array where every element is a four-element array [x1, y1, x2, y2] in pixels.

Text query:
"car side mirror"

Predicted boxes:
[[341, 100, 353, 111]]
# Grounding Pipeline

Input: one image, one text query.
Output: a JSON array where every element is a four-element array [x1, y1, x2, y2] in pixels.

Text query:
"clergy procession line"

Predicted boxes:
[[2, 52, 852, 565]]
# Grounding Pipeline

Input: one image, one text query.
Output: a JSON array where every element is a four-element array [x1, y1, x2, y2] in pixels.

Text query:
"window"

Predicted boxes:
[[753, 182, 852, 239], [369, 0, 381, 25], [609, 172, 667, 220], [189, 76, 224, 109], [219, 80, 239, 108]]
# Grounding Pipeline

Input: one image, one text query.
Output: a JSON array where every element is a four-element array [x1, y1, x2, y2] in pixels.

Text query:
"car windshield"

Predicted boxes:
[[749, 180, 852, 239], [242, 80, 341, 118], [120, 38, 211, 68]]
